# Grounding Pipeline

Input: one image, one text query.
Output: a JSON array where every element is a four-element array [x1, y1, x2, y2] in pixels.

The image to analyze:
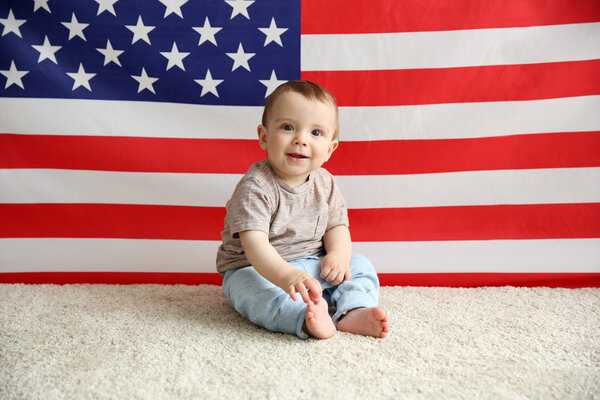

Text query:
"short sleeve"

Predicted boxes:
[[226, 178, 272, 238], [326, 176, 349, 231]]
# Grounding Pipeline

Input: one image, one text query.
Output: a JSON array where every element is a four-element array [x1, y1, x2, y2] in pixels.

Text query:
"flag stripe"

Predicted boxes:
[[301, 0, 600, 34], [3, 96, 599, 141], [3, 132, 599, 174], [2, 238, 598, 273], [4, 168, 600, 209], [302, 60, 600, 107], [301, 23, 600, 71], [1, 271, 599, 288], [2, 203, 599, 241]]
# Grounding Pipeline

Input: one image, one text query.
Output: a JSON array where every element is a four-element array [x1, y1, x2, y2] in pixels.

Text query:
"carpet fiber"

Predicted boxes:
[[1, 284, 599, 399]]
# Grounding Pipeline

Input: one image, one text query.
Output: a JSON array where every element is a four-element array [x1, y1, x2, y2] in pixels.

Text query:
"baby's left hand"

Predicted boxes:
[[320, 252, 351, 286]]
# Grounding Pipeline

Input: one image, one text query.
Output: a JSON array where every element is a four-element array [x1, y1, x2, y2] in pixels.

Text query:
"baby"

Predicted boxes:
[[216, 80, 389, 339]]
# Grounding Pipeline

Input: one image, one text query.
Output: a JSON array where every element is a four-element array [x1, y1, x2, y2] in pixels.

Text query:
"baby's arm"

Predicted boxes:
[[239, 230, 322, 303], [320, 225, 352, 285]]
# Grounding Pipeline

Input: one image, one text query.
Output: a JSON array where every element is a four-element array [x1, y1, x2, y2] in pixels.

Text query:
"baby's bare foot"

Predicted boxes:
[[337, 307, 390, 338], [304, 297, 336, 339]]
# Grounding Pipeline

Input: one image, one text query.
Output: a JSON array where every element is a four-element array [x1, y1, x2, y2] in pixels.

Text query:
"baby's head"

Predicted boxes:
[[261, 80, 339, 141], [258, 80, 340, 186]]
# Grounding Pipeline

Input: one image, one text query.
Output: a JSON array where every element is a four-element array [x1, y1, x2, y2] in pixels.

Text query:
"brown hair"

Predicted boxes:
[[261, 80, 339, 140]]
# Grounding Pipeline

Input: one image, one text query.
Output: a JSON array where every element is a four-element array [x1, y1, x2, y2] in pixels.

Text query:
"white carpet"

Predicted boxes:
[[1, 284, 598, 399]]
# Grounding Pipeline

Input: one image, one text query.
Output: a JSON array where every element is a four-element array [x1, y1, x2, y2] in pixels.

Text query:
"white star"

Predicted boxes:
[[160, 42, 190, 71], [158, 0, 188, 18], [125, 16, 155, 45], [193, 17, 222, 46], [0, 9, 27, 38], [0, 60, 29, 89], [225, 43, 255, 72], [61, 13, 89, 41], [95, 0, 119, 16], [259, 70, 287, 98], [33, 0, 51, 13], [225, 0, 254, 20], [31, 36, 61, 64], [66, 63, 96, 91], [194, 69, 224, 97], [131, 68, 158, 94], [258, 18, 287, 47], [96, 39, 123, 66]]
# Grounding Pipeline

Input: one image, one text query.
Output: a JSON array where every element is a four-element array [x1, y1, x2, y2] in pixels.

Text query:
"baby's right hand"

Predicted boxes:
[[280, 270, 322, 303]]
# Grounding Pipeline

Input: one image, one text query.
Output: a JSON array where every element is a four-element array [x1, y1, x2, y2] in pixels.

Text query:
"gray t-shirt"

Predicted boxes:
[[216, 159, 349, 275]]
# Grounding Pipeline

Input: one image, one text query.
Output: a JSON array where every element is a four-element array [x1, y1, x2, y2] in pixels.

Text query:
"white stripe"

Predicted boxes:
[[353, 239, 600, 273], [0, 98, 262, 139], [337, 168, 600, 209], [2, 96, 598, 141], [339, 96, 600, 141], [0, 169, 241, 207], [2, 168, 599, 208], [301, 23, 600, 71], [1, 238, 598, 273]]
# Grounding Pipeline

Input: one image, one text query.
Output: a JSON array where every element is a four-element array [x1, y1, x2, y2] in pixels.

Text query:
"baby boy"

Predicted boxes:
[[216, 81, 389, 339]]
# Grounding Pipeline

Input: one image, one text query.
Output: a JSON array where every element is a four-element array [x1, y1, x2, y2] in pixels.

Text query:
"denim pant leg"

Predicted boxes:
[[222, 266, 310, 339], [292, 253, 380, 326], [329, 253, 380, 325]]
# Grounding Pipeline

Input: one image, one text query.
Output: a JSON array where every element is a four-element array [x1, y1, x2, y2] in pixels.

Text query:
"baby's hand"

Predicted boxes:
[[280, 270, 322, 303], [320, 252, 351, 286]]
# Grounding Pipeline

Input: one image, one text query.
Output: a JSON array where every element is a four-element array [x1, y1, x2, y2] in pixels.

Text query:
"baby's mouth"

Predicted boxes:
[[287, 153, 309, 160]]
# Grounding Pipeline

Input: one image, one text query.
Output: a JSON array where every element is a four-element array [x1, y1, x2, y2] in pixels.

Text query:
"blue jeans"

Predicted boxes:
[[222, 252, 380, 339]]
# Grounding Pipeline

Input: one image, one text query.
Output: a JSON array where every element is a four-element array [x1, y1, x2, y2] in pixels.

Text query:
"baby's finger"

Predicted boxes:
[[287, 286, 298, 302], [344, 270, 352, 282], [304, 279, 322, 300], [332, 271, 345, 286], [295, 282, 311, 303], [319, 265, 331, 280]]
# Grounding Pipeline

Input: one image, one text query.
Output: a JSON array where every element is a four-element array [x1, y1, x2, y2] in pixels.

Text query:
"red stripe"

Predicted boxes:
[[349, 204, 600, 241], [3, 132, 600, 175], [1, 272, 599, 288], [330, 132, 600, 175], [1, 204, 226, 240], [302, 60, 600, 106], [2, 203, 599, 241], [0, 134, 263, 173], [301, 0, 600, 34]]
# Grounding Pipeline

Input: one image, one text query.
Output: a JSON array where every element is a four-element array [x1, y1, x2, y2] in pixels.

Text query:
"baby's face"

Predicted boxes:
[[258, 91, 338, 187]]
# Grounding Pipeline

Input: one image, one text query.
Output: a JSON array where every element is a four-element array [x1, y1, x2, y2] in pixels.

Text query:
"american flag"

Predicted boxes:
[[1, 0, 599, 287]]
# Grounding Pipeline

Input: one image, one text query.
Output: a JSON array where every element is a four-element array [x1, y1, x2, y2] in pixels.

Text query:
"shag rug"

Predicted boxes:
[[0, 284, 598, 399]]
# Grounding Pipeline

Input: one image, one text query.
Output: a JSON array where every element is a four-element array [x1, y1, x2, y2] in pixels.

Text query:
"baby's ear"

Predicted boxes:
[[257, 125, 268, 150], [326, 139, 339, 160]]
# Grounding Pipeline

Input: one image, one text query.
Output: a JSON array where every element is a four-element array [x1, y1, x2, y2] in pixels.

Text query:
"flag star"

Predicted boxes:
[[61, 13, 89, 41], [160, 42, 190, 71], [126, 16, 155, 45], [259, 70, 287, 98], [0, 9, 27, 38], [158, 0, 188, 18], [194, 69, 224, 97], [131, 68, 158, 94], [193, 17, 222, 46], [96, 39, 123, 66], [225, 43, 255, 72], [95, 0, 119, 16], [66, 63, 96, 91], [258, 18, 287, 47], [0, 60, 29, 89], [31, 35, 61, 64], [33, 0, 51, 13], [225, 0, 254, 20]]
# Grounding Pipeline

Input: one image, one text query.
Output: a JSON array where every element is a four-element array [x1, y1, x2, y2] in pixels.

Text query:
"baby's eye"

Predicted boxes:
[[282, 124, 294, 131], [311, 129, 323, 137]]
